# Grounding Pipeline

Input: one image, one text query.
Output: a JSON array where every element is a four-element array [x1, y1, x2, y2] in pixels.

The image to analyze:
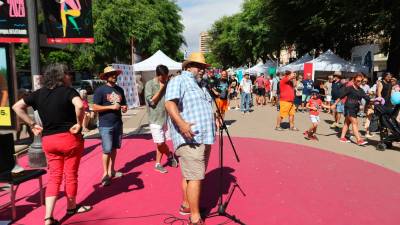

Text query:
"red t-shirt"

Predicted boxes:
[[264, 79, 271, 91], [279, 76, 295, 102], [256, 77, 265, 88], [308, 98, 322, 116]]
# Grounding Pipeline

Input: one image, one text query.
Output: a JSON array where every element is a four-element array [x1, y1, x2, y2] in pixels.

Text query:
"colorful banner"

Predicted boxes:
[[303, 63, 314, 80], [0, 0, 29, 43], [0, 46, 12, 127], [41, 0, 94, 44], [112, 64, 140, 109]]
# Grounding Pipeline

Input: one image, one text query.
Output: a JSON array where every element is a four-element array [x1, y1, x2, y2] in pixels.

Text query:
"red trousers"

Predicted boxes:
[[42, 132, 84, 197]]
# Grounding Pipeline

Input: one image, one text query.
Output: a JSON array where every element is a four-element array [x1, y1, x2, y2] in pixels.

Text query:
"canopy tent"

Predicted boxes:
[[300, 50, 368, 73], [133, 50, 182, 84], [278, 53, 312, 72], [245, 60, 277, 75]]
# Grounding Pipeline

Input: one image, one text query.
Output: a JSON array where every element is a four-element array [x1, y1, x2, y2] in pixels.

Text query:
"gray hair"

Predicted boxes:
[[42, 63, 69, 89]]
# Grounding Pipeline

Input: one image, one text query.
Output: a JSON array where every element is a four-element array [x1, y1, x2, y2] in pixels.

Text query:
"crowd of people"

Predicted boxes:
[[11, 51, 400, 225]]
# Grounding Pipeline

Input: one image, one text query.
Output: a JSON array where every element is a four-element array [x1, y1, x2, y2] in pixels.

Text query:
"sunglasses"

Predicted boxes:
[[355, 79, 363, 83]]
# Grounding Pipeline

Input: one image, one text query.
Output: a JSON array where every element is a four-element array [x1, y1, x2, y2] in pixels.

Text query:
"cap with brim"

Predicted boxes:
[[182, 52, 210, 69], [99, 66, 122, 80], [311, 89, 319, 94]]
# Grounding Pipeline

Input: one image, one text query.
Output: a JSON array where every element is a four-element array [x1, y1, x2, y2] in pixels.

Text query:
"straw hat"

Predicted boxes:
[[333, 71, 342, 77], [99, 66, 122, 80], [182, 52, 210, 69]]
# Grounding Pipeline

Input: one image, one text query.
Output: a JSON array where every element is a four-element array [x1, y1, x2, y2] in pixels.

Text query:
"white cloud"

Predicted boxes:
[[177, 0, 243, 54]]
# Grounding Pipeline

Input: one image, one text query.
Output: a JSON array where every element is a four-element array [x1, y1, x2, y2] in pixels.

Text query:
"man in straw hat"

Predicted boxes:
[[165, 52, 215, 225], [330, 71, 344, 128], [93, 66, 127, 186]]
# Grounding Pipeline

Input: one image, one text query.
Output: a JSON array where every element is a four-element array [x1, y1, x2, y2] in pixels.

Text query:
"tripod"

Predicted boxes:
[[206, 88, 246, 225]]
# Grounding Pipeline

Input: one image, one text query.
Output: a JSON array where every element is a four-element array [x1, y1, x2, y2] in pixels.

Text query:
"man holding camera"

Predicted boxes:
[[93, 66, 127, 186]]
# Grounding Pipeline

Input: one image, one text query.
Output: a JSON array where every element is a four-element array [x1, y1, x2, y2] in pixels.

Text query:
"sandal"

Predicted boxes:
[[111, 171, 123, 178], [101, 175, 111, 186], [44, 217, 59, 225], [66, 205, 92, 215], [289, 127, 299, 131]]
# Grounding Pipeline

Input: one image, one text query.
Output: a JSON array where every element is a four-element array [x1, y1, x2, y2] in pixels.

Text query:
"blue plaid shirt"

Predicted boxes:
[[165, 71, 216, 149]]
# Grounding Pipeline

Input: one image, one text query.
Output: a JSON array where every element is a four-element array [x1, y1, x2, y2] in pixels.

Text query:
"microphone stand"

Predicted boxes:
[[203, 85, 246, 225]]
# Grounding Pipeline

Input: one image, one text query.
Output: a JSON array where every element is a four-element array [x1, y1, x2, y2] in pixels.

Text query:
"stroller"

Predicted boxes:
[[373, 103, 400, 151]]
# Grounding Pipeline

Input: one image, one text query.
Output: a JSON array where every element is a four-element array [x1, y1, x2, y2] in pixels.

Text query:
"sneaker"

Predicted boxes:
[[330, 123, 338, 128], [179, 205, 190, 215], [168, 156, 178, 168], [188, 218, 205, 225], [311, 135, 319, 141], [154, 164, 168, 173], [275, 127, 284, 131], [365, 133, 374, 138], [357, 139, 368, 146], [340, 137, 350, 143], [303, 131, 310, 139]]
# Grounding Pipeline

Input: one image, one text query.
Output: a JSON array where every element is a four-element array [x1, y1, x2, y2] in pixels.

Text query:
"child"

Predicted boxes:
[[304, 89, 330, 140]]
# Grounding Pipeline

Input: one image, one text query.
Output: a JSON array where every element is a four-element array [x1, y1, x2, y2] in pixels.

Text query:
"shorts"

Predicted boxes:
[[265, 90, 271, 98], [344, 106, 358, 118], [216, 98, 229, 114], [294, 96, 302, 106], [257, 88, 265, 96], [271, 90, 277, 97], [99, 122, 123, 154], [229, 91, 237, 99], [149, 123, 170, 144], [279, 101, 296, 118], [336, 102, 344, 113], [302, 94, 311, 103], [310, 115, 320, 123], [325, 95, 332, 102], [175, 144, 211, 180]]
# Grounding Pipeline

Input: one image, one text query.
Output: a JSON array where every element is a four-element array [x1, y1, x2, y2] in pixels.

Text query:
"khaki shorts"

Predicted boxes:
[[279, 101, 296, 118], [175, 144, 211, 180]]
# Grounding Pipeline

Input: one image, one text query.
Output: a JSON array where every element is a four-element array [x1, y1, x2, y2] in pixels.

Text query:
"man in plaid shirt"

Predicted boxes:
[[165, 52, 215, 225]]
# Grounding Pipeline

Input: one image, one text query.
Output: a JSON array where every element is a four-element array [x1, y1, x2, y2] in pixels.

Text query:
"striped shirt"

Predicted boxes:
[[165, 71, 216, 149]]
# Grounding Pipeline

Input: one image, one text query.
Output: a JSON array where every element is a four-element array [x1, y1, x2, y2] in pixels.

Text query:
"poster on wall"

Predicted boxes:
[[41, 0, 94, 44], [0, 46, 14, 127], [0, 0, 29, 43], [112, 64, 140, 109]]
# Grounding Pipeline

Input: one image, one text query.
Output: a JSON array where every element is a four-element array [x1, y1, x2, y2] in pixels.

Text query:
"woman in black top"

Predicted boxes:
[[13, 63, 91, 225], [332, 73, 370, 146]]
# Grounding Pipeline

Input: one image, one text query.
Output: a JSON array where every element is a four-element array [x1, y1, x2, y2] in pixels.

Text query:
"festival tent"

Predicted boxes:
[[133, 50, 182, 83], [245, 60, 277, 75], [278, 53, 312, 72], [300, 50, 368, 74]]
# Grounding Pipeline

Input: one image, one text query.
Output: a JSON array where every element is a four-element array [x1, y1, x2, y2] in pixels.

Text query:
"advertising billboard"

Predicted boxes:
[[0, 0, 29, 43]]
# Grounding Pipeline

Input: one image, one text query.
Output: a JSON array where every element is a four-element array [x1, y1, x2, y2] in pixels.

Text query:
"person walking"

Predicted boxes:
[[228, 74, 240, 110], [93, 66, 128, 186], [12, 63, 91, 225], [324, 75, 333, 113], [255, 73, 266, 106], [145, 64, 178, 174], [215, 70, 230, 118], [332, 73, 370, 146], [301, 76, 314, 111], [165, 52, 215, 225], [294, 75, 304, 112], [239, 73, 252, 114], [330, 71, 344, 128], [275, 70, 298, 131], [303, 89, 330, 140], [377, 72, 393, 109]]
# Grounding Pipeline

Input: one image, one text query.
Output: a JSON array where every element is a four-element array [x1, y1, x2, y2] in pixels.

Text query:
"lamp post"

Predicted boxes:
[[26, 0, 46, 168]]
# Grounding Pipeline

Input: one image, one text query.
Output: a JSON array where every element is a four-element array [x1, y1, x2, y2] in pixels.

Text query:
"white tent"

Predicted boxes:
[[133, 50, 182, 84], [300, 50, 368, 73], [278, 53, 312, 72], [246, 60, 276, 75]]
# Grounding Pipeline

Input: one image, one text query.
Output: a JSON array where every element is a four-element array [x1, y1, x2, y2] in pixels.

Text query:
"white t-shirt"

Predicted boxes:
[[240, 79, 252, 93]]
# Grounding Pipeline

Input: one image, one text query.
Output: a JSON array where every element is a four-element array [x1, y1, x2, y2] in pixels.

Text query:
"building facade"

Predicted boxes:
[[199, 32, 210, 54]]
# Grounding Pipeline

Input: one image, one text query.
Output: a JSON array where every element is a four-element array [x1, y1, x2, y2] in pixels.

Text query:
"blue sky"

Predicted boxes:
[[176, 0, 243, 54]]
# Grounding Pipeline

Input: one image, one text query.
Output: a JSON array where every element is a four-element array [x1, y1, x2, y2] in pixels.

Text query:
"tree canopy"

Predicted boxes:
[[208, 0, 400, 75]]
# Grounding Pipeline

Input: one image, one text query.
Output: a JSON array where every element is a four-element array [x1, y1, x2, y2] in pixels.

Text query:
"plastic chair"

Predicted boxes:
[[0, 133, 47, 221]]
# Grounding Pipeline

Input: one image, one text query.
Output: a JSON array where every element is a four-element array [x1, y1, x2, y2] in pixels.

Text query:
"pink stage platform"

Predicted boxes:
[[1, 135, 400, 225]]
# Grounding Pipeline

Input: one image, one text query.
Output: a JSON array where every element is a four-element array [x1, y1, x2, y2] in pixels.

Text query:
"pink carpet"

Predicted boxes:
[[1, 135, 400, 225]]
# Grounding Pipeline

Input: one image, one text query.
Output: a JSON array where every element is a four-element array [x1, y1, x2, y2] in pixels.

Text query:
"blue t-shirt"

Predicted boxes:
[[216, 79, 229, 99], [93, 84, 127, 127], [302, 79, 314, 95]]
